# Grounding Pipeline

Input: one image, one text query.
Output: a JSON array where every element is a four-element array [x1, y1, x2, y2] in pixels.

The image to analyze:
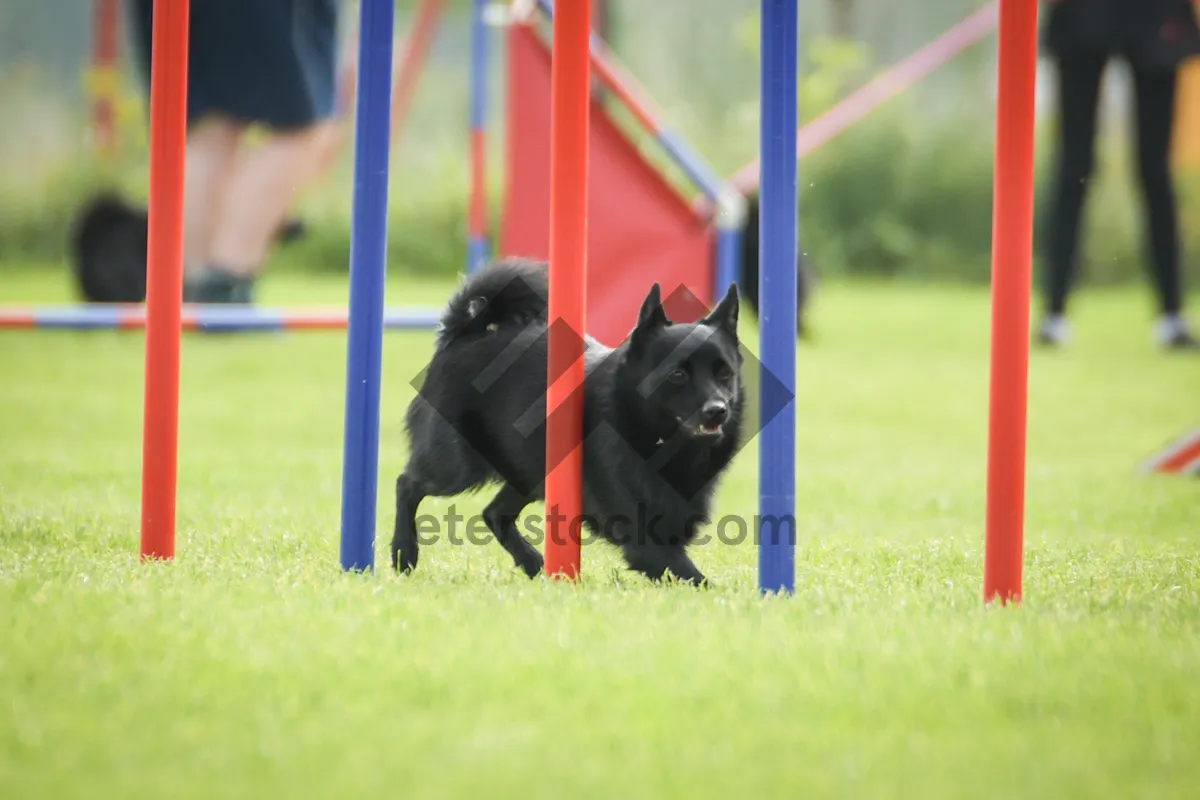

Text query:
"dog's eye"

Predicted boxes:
[[666, 368, 688, 384], [714, 363, 733, 382]]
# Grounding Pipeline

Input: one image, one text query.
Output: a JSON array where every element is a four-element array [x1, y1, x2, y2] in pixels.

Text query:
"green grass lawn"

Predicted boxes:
[[1, 264, 1198, 798]]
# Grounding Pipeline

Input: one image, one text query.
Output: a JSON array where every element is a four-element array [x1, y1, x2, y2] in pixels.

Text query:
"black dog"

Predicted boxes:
[[392, 258, 744, 586], [69, 190, 307, 305], [70, 191, 149, 304], [738, 191, 816, 338]]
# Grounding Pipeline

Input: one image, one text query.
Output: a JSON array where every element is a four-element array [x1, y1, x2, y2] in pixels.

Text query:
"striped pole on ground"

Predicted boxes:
[[0, 306, 439, 332]]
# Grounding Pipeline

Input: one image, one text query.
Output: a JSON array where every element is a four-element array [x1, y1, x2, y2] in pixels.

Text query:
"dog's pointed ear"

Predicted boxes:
[[636, 283, 669, 330], [629, 283, 669, 352], [701, 282, 740, 336]]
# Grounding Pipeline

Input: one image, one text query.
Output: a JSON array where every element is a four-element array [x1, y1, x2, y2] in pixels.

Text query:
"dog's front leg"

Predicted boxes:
[[391, 474, 425, 573], [662, 547, 707, 587], [622, 543, 706, 587]]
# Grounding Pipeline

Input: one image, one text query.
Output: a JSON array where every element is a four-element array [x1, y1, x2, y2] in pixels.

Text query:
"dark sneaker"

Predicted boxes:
[[183, 268, 256, 304]]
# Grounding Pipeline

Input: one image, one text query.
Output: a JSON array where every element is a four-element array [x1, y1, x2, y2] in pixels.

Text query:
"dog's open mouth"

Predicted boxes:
[[675, 416, 724, 438]]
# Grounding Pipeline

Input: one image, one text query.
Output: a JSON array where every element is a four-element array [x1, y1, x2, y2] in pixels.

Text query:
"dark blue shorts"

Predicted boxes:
[[130, 0, 341, 131]]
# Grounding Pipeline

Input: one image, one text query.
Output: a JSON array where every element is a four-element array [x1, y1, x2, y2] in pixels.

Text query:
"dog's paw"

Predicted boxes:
[[392, 547, 418, 575], [518, 552, 545, 579]]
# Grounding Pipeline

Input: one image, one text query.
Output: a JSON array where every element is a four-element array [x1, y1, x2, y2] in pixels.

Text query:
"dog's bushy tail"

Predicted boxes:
[[435, 257, 550, 348]]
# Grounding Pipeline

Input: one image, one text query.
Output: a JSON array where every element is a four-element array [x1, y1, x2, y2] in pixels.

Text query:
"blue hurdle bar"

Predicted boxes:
[[0, 306, 440, 332]]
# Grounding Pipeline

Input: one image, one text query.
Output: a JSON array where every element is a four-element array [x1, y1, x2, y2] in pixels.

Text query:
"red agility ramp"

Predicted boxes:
[[500, 24, 716, 346]]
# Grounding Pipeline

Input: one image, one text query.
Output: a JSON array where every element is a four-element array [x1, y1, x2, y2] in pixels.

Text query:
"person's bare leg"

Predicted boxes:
[[206, 120, 340, 276], [309, 117, 348, 185], [183, 115, 244, 273]]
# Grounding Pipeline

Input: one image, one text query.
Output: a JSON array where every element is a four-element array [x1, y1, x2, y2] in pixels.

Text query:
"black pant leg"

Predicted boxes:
[[1043, 52, 1108, 316], [1130, 64, 1184, 315]]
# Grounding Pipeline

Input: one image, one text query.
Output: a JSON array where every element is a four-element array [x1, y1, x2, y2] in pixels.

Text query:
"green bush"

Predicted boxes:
[[796, 100, 1200, 288], [798, 101, 1002, 282], [0, 157, 131, 267], [726, 20, 1200, 290], [0, 139, 480, 280]]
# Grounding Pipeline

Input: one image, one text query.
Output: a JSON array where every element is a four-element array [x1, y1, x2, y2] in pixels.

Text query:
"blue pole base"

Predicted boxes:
[[468, 236, 491, 275], [714, 225, 742, 304]]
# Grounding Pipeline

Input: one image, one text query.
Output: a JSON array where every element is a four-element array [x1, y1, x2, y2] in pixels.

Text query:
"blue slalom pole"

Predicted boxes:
[[757, 0, 798, 595], [714, 225, 741, 304], [340, 0, 396, 573]]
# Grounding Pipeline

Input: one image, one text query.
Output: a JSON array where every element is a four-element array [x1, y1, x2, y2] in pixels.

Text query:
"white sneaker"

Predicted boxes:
[[1155, 315, 1200, 350], [1036, 315, 1070, 348]]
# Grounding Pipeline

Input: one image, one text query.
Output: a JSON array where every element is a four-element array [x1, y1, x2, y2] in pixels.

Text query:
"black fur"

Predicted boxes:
[[70, 191, 149, 304], [393, 257, 745, 586], [738, 192, 816, 338], [69, 191, 310, 305]]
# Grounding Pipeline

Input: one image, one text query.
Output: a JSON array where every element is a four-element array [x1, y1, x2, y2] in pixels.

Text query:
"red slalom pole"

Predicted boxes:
[[140, 0, 190, 561], [90, 0, 121, 157], [544, 0, 591, 580], [983, 0, 1038, 604]]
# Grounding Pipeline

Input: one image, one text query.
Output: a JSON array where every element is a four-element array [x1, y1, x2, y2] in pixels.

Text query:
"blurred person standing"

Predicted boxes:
[[127, 0, 342, 303], [1039, 0, 1200, 350]]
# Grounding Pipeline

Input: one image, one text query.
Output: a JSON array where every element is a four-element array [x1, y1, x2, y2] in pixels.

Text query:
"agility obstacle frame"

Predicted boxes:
[[727, 1, 1000, 194], [475, 0, 746, 347], [18, 0, 1037, 603], [1141, 429, 1200, 476], [88, 0, 122, 157], [0, 306, 439, 332]]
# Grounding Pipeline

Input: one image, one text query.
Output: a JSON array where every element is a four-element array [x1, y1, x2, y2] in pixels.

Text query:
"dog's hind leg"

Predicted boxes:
[[483, 483, 543, 578], [391, 473, 427, 573], [392, 412, 493, 574]]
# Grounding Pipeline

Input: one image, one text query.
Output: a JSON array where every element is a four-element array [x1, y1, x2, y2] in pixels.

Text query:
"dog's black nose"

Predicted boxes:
[[701, 400, 729, 425]]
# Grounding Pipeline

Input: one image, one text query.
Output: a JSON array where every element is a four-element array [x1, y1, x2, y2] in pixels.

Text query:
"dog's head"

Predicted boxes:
[[622, 282, 743, 443]]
